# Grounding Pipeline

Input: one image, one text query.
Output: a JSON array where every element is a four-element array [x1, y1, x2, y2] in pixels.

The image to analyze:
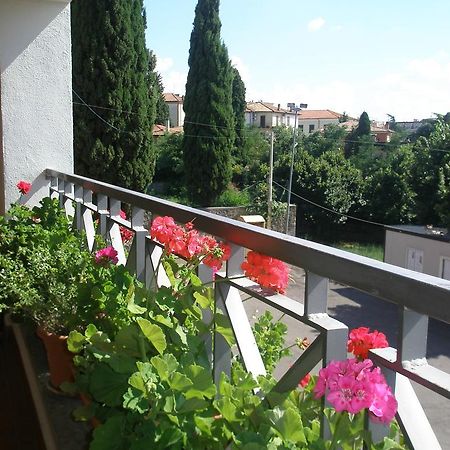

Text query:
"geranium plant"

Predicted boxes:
[[66, 216, 405, 449]]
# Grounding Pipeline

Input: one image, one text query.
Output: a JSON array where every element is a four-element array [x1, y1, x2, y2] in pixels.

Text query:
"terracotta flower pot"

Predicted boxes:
[[37, 327, 74, 390]]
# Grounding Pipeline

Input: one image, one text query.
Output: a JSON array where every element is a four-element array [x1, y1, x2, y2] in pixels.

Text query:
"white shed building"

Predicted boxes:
[[384, 225, 450, 280]]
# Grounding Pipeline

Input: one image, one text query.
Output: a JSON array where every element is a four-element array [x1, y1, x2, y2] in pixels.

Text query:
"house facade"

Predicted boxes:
[[245, 102, 297, 129], [297, 109, 342, 135], [339, 120, 394, 143], [384, 225, 450, 280], [163, 93, 184, 127], [0, 0, 73, 214]]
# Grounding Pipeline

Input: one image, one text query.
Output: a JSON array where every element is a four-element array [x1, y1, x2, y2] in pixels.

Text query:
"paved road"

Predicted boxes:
[[242, 267, 450, 448]]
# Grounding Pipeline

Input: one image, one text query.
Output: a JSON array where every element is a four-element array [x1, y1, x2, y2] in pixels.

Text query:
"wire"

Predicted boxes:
[[272, 180, 386, 228], [72, 90, 122, 132], [72, 93, 450, 153]]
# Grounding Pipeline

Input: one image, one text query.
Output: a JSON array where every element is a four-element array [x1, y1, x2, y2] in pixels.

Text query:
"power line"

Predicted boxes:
[[72, 93, 450, 153], [272, 180, 386, 228]]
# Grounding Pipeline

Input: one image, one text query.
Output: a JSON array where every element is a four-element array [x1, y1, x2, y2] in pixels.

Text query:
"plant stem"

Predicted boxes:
[[329, 412, 344, 450]]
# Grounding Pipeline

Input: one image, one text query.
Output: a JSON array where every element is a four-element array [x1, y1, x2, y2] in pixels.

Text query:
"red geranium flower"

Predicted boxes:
[[17, 180, 31, 195], [347, 327, 388, 360], [241, 251, 289, 294], [299, 373, 311, 388]]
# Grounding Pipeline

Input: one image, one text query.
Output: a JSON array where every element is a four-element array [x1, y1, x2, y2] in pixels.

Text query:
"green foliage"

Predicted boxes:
[[72, 0, 156, 192], [0, 199, 139, 335], [293, 150, 364, 236], [251, 311, 291, 373], [183, 0, 235, 205], [153, 132, 184, 192], [231, 67, 247, 151], [148, 50, 169, 125], [345, 111, 372, 157], [214, 187, 251, 207]]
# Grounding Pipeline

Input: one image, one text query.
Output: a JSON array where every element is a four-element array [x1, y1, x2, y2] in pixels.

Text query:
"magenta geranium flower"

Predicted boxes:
[[95, 246, 118, 265]]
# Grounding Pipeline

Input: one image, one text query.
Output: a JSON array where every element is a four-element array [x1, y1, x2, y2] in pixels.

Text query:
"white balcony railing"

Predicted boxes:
[[46, 169, 450, 449]]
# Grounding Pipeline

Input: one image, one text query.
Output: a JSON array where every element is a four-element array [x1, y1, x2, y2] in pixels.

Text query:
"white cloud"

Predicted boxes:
[[231, 55, 251, 83], [307, 17, 325, 32], [246, 53, 450, 121], [161, 70, 187, 95], [155, 56, 174, 73]]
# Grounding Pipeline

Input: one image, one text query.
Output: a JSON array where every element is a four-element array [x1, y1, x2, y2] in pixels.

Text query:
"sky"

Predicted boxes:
[[144, 0, 450, 122]]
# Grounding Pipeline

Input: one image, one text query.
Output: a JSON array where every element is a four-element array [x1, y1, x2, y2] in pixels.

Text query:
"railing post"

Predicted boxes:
[[304, 271, 328, 315], [130, 207, 146, 282], [108, 198, 126, 265], [50, 177, 59, 200], [57, 178, 65, 206], [198, 264, 214, 365], [398, 307, 429, 364], [82, 189, 95, 251], [74, 185, 83, 231], [63, 181, 75, 219], [96, 194, 108, 239]]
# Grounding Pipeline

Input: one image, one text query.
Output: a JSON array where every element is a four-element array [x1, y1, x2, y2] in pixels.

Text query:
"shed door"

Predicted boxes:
[[407, 248, 423, 272], [442, 257, 450, 280]]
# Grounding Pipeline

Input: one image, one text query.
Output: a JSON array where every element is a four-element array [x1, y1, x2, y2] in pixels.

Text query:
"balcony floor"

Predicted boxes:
[[0, 322, 46, 450]]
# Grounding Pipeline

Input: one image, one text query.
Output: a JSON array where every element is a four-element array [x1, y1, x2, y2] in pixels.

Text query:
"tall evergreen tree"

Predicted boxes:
[[183, 0, 235, 206], [231, 66, 246, 150], [345, 111, 372, 157], [72, 0, 156, 192], [148, 50, 169, 125]]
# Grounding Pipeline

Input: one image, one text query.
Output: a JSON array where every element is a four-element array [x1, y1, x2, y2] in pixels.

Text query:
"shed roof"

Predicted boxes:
[[163, 93, 183, 103], [385, 225, 450, 243]]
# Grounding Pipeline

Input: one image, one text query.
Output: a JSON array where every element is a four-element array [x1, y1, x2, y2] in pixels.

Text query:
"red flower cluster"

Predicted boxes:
[[241, 251, 289, 294], [119, 210, 133, 243], [150, 216, 230, 271], [298, 373, 311, 388], [17, 180, 31, 195], [347, 327, 389, 360], [95, 246, 119, 265]]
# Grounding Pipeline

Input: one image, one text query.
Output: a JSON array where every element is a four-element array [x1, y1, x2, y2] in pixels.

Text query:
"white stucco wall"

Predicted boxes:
[[0, 0, 73, 213], [384, 230, 450, 277], [298, 118, 340, 135]]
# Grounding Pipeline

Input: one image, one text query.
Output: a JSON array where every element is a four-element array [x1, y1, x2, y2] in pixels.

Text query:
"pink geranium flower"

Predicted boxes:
[[95, 246, 118, 265], [17, 180, 31, 195], [119, 210, 133, 243], [313, 357, 397, 423]]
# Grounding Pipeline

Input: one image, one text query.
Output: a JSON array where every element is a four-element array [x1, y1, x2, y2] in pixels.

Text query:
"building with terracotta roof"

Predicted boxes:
[[297, 109, 343, 135], [245, 102, 297, 129], [163, 93, 184, 127], [339, 119, 394, 143]]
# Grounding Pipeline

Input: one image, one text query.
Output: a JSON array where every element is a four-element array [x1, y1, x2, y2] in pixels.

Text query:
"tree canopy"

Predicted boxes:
[[183, 0, 235, 206], [72, 0, 157, 192]]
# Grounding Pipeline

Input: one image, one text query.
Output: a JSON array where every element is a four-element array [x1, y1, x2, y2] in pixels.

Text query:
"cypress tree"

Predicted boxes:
[[345, 111, 372, 157], [148, 50, 169, 125], [72, 0, 156, 192], [231, 66, 246, 150], [183, 0, 235, 206]]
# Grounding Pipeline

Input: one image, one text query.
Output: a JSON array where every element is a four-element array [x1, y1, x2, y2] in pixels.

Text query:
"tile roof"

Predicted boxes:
[[152, 124, 183, 136], [246, 102, 292, 114], [297, 109, 342, 120], [163, 93, 183, 103]]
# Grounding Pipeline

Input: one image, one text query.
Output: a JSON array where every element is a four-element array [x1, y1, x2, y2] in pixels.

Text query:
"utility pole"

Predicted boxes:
[[285, 102, 307, 234], [267, 130, 274, 229]]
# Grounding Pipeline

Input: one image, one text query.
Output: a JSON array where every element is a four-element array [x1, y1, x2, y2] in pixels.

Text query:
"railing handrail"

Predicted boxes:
[[46, 169, 450, 324]]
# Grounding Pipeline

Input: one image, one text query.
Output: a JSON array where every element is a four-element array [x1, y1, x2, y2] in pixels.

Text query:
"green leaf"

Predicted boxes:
[[215, 312, 236, 347], [267, 407, 306, 444], [136, 318, 166, 355], [194, 291, 211, 309], [127, 302, 147, 315], [151, 353, 178, 381], [177, 396, 209, 414], [72, 404, 93, 422], [215, 397, 238, 422], [194, 415, 214, 434], [153, 314, 173, 328], [169, 372, 193, 392], [67, 330, 85, 353], [115, 323, 142, 357], [106, 354, 137, 374], [85, 323, 99, 339], [129, 372, 145, 392], [89, 363, 129, 407], [157, 427, 184, 448], [184, 365, 216, 399], [123, 387, 149, 414], [91, 415, 127, 450]]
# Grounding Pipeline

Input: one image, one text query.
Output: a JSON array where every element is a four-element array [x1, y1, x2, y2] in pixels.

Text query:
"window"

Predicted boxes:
[[275, 116, 279, 126], [260, 115, 266, 128], [406, 248, 423, 273], [287, 116, 291, 126], [299, 125, 304, 132], [441, 257, 450, 280], [309, 124, 315, 133]]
